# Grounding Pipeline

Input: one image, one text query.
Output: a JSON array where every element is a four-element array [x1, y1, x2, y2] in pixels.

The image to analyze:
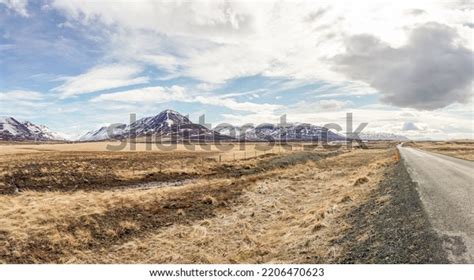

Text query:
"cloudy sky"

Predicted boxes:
[[0, 0, 473, 139]]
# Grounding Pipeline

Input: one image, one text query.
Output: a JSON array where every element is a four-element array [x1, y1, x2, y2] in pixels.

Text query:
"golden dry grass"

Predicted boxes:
[[84, 150, 394, 264], [406, 140, 474, 161], [0, 142, 398, 263], [0, 141, 307, 156]]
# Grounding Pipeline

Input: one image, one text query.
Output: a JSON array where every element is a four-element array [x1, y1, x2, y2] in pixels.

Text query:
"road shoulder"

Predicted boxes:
[[332, 160, 449, 263]]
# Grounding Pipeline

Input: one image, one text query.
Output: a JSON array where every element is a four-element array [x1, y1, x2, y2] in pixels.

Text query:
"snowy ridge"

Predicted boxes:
[[77, 110, 410, 142], [79, 110, 230, 141], [0, 116, 65, 141], [217, 123, 346, 141], [80, 110, 349, 142], [79, 124, 127, 141]]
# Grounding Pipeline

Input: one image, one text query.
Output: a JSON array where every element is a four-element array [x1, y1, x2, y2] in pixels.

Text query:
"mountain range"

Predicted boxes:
[[79, 110, 231, 142], [79, 110, 346, 142], [1, 110, 410, 142], [0, 116, 65, 141], [358, 132, 409, 141], [215, 123, 346, 142]]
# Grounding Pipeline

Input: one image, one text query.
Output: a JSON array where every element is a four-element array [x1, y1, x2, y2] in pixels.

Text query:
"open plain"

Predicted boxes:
[[0, 141, 469, 263]]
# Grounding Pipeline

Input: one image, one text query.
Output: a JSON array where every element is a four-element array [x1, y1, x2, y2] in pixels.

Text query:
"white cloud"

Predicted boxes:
[[0, 0, 29, 17], [0, 90, 53, 119], [51, 0, 256, 39], [53, 64, 149, 98], [0, 90, 43, 101], [91, 85, 281, 113], [49, 1, 473, 88], [138, 54, 180, 73], [221, 101, 473, 140], [219, 89, 267, 99], [334, 22, 474, 109], [318, 99, 354, 111], [290, 99, 354, 113], [221, 111, 282, 126], [91, 85, 187, 103], [3, 1, 473, 139], [196, 83, 219, 92], [194, 95, 281, 113], [306, 81, 378, 99]]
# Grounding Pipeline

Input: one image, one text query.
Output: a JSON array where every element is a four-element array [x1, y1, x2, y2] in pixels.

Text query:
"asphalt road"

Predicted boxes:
[[398, 145, 474, 263]]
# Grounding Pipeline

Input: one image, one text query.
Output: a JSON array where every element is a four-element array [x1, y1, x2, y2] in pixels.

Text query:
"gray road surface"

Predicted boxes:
[[398, 145, 474, 263]]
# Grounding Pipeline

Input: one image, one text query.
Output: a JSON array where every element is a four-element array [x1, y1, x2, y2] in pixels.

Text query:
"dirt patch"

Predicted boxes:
[[213, 150, 342, 178], [331, 161, 449, 263], [2, 165, 198, 194], [0, 151, 208, 194], [1, 150, 342, 194], [0, 176, 257, 263]]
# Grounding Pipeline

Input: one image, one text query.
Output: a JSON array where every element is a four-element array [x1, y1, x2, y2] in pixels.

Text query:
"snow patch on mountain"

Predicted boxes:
[[77, 110, 409, 142], [78, 110, 229, 141], [216, 122, 346, 141], [0, 116, 65, 141], [79, 124, 126, 141]]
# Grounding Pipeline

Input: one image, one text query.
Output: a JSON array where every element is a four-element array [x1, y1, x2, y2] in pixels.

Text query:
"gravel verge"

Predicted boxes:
[[333, 160, 449, 263]]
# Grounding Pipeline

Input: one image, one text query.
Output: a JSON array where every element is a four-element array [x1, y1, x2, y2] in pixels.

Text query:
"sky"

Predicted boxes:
[[0, 0, 473, 140]]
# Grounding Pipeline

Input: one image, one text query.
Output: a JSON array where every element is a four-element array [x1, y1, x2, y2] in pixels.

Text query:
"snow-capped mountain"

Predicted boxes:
[[78, 124, 127, 141], [78, 110, 409, 142], [127, 109, 211, 138], [0, 116, 65, 141], [357, 132, 409, 141], [216, 123, 346, 141], [81, 110, 348, 142], [79, 110, 231, 141]]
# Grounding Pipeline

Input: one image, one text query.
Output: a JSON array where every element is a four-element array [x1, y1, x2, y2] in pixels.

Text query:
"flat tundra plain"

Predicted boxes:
[[0, 141, 471, 263]]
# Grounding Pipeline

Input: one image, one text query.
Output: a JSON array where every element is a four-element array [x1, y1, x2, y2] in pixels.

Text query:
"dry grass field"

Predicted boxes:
[[405, 140, 474, 161], [0, 141, 445, 263]]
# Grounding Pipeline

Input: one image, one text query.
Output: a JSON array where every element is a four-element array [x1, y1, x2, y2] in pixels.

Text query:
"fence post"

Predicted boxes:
[[219, 155, 222, 163]]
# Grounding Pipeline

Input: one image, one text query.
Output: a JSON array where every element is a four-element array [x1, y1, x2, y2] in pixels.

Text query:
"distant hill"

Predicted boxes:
[[0, 116, 65, 141], [216, 123, 346, 142], [357, 132, 409, 141], [79, 109, 232, 142], [79, 124, 127, 141], [76, 110, 409, 142]]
